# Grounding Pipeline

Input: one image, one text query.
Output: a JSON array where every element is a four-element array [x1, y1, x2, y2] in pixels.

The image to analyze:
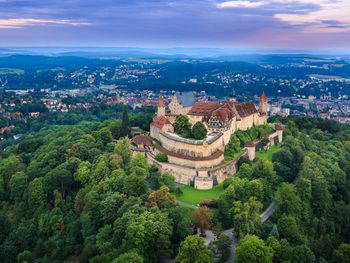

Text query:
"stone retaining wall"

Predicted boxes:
[[158, 130, 224, 158]]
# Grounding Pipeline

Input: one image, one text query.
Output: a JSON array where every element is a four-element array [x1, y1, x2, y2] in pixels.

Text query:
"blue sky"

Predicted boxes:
[[0, 0, 349, 50]]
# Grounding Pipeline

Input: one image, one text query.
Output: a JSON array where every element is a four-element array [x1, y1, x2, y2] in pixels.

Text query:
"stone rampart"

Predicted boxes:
[[158, 130, 224, 158]]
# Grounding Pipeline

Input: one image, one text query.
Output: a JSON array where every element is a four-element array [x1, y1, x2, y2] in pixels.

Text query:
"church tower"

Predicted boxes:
[[259, 92, 268, 114], [157, 96, 166, 116]]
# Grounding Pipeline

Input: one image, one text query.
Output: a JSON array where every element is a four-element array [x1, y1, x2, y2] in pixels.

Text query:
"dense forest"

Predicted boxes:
[[0, 108, 350, 262]]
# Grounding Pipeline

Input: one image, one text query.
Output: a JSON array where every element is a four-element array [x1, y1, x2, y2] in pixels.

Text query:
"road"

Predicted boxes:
[[223, 202, 275, 262]]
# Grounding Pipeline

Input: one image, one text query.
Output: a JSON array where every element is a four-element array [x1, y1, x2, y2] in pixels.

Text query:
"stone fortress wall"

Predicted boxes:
[[158, 130, 224, 158], [151, 126, 282, 190]]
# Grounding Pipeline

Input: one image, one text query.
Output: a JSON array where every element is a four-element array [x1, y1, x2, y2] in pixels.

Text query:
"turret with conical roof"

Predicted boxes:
[[259, 92, 268, 114]]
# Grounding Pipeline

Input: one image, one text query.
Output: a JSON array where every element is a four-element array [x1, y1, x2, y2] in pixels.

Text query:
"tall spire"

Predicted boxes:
[[157, 96, 166, 116], [158, 96, 165, 108], [259, 92, 268, 114], [259, 92, 268, 102]]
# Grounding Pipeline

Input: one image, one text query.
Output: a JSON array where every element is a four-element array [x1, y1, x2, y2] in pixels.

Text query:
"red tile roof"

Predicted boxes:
[[132, 135, 153, 146], [211, 108, 234, 124], [188, 102, 221, 116], [152, 116, 172, 129], [233, 101, 258, 118], [188, 100, 258, 121]]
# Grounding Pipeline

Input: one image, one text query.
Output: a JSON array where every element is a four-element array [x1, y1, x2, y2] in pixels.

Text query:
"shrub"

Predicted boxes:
[[191, 122, 207, 140], [155, 152, 168, 162]]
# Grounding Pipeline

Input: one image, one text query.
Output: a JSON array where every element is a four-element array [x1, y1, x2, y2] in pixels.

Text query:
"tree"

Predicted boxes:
[[94, 127, 113, 146], [147, 186, 176, 209], [288, 245, 315, 263], [121, 109, 130, 137], [74, 161, 92, 184], [9, 172, 27, 202], [274, 183, 302, 219], [191, 122, 207, 140], [124, 174, 147, 197], [119, 210, 173, 262], [173, 115, 192, 138], [167, 206, 194, 244], [192, 206, 213, 234], [114, 138, 131, 167], [130, 153, 150, 178], [159, 172, 175, 192], [27, 177, 46, 208], [175, 235, 212, 263], [96, 224, 114, 254], [16, 250, 33, 263], [260, 137, 270, 150], [113, 250, 143, 263], [277, 214, 302, 244], [333, 243, 350, 263], [0, 155, 25, 186], [235, 235, 273, 263], [231, 197, 262, 238]]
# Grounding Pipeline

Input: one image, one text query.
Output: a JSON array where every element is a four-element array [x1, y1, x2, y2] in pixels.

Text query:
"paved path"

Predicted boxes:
[[222, 202, 275, 262], [260, 202, 275, 223], [175, 200, 199, 209]]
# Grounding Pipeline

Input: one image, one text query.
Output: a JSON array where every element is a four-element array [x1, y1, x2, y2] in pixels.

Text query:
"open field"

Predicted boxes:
[[256, 144, 281, 161], [0, 68, 25, 74], [176, 184, 224, 205]]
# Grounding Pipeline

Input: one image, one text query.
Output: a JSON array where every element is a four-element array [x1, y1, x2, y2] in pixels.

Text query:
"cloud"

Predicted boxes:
[[216, 0, 350, 32], [273, 0, 350, 32], [0, 0, 349, 48], [217, 1, 264, 8], [0, 18, 90, 29]]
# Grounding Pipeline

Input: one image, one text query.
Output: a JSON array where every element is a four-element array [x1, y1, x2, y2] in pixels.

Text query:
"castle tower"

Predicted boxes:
[[259, 92, 268, 114], [157, 96, 166, 116], [229, 90, 237, 103]]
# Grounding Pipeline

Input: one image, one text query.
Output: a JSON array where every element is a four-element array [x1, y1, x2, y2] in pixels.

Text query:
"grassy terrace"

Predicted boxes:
[[256, 144, 281, 161], [175, 184, 224, 205]]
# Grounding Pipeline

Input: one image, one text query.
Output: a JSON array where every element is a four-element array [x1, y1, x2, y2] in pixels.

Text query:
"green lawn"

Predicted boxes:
[[175, 184, 224, 205], [0, 68, 25, 75], [256, 144, 281, 161]]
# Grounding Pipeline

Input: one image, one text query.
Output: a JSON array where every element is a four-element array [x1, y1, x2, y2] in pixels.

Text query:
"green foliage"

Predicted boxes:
[[27, 177, 46, 208], [1, 109, 350, 263], [333, 243, 350, 263], [113, 250, 144, 263], [288, 245, 315, 263], [175, 235, 212, 263], [173, 115, 192, 138], [120, 109, 131, 137], [214, 234, 230, 263], [114, 137, 131, 167], [155, 152, 168, 162], [224, 125, 275, 160], [235, 235, 273, 263], [231, 197, 263, 238], [191, 122, 207, 140]]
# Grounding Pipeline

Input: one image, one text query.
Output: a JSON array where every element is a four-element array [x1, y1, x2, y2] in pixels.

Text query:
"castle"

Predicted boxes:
[[132, 92, 282, 189]]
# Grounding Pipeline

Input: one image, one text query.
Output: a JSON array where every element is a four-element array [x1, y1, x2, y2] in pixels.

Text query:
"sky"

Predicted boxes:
[[0, 0, 349, 50]]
